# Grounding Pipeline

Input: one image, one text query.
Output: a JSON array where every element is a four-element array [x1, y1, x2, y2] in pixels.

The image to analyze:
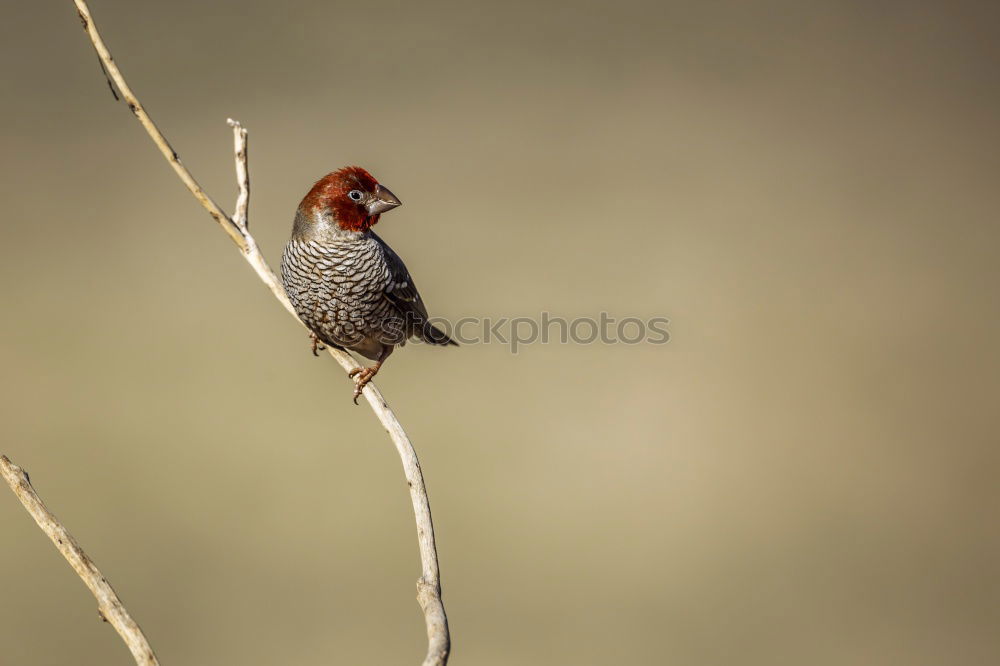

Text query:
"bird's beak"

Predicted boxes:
[[366, 185, 402, 216]]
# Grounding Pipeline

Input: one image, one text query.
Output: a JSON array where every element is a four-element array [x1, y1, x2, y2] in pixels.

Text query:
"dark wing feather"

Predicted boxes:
[[372, 231, 429, 319], [372, 232, 457, 346]]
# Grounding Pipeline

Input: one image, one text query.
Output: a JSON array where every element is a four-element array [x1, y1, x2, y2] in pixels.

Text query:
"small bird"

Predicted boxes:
[[281, 166, 457, 402]]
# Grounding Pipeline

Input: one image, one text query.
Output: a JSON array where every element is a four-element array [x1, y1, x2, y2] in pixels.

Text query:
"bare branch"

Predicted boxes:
[[1, 456, 159, 666], [69, 1, 449, 663], [227, 119, 250, 233]]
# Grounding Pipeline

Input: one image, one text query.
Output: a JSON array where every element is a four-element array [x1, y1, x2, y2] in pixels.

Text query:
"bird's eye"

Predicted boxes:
[[348, 190, 363, 202]]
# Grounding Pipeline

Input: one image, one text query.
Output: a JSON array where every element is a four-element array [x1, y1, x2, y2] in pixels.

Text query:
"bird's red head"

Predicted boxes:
[[299, 166, 402, 232]]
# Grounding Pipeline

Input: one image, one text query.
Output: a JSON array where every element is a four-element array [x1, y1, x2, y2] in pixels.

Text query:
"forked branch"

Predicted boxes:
[[17, 2, 451, 664]]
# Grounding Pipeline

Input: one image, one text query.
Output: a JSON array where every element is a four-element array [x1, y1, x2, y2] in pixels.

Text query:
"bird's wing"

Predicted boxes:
[[371, 231, 430, 322]]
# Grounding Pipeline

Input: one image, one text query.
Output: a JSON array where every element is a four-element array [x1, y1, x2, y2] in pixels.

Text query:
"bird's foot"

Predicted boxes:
[[310, 332, 326, 356], [348, 365, 381, 405]]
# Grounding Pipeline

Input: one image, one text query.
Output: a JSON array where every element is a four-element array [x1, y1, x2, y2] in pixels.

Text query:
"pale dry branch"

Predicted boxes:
[[228, 119, 250, 233], [1, 456, 159, 666], [64, 1, 450, 663]]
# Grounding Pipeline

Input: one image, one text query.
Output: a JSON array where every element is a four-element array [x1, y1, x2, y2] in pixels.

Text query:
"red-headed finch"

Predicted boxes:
[[281, 167, 457, 402]]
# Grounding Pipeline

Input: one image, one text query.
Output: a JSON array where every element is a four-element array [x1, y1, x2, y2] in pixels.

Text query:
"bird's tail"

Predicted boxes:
[[421, 321, 458, 346]]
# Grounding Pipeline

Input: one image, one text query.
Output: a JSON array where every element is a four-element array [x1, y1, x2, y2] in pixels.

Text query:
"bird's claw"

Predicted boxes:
[[349, 366, 378, 405], [310, 332, 326, 356]]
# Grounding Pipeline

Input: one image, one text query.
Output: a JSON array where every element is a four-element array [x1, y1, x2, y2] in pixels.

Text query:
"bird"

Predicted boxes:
[[281, 166, 457, 403]]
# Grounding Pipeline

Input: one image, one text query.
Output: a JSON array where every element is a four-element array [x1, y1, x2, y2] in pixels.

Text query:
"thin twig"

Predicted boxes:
[[69, 1, 449, 663], [227, 119, 250, 232], [1, 456, 159, 666]]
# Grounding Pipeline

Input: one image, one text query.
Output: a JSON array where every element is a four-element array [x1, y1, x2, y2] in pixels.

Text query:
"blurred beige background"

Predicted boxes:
[[2, 1, 998, 664]]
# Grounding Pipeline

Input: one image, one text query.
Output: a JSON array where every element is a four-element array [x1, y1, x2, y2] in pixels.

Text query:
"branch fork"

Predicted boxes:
[[1, 3, 451, 664]]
